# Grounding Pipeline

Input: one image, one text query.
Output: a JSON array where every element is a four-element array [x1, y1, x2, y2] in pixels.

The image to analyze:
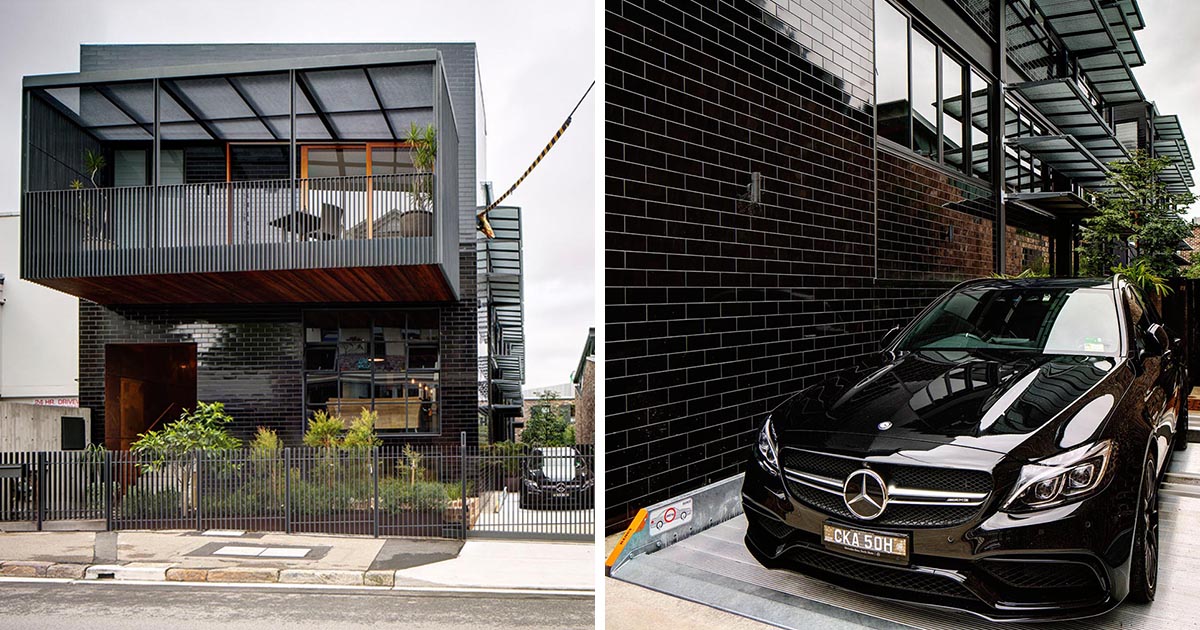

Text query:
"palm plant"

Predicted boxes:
[[407, 122, 437, 212]]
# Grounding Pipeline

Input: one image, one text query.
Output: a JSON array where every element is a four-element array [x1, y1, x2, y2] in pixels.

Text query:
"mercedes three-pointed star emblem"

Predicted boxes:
[[843, 469, 888, 520]]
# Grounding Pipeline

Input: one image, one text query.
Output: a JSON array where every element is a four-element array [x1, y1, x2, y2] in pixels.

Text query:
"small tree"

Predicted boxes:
[[1078, 150, 1195, 278], [130, 402, 240, 512], [520, 391, 571, 447]]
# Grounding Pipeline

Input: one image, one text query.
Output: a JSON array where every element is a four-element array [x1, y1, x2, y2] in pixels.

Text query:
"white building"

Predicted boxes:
[[0, 212, 79, 406]]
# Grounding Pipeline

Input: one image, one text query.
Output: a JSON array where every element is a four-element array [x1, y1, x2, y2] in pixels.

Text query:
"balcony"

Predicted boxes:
[[20, 50, 460, 304]]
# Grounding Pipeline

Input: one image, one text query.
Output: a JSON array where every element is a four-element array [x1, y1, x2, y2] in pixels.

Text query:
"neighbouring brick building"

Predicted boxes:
[[605, 0, 1194, 532], [20, 44, 525, 451], [573, 327, 596, 444]]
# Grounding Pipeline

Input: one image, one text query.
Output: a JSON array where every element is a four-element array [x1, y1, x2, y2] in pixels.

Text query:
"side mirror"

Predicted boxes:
[[880, 326, 901, 350], [1140, 324, 1165, 360]]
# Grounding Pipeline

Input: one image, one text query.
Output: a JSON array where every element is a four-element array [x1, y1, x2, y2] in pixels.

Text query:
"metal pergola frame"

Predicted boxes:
[[26, 50, 445, 146]]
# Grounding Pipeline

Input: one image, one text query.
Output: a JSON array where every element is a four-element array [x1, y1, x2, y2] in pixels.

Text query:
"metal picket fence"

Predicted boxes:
[[0, 439, 594, 542]]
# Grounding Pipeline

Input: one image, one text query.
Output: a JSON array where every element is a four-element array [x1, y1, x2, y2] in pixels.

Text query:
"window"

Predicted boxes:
[[911, 32, 939, 158], [875, 0, 910, 148], [970, 68, 991, 179], [874, 0, 990, 177], [942, 53, 965, 173], [303, 310, 440, 434]]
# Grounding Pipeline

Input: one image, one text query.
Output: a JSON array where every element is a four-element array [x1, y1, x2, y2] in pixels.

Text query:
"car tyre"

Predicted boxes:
[[519, 490, 533, 510], [1128, 456, 1160, 603]]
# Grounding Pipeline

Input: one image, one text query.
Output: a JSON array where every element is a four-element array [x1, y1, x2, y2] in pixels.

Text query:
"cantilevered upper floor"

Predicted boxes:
[[20, 49, 461, 304]]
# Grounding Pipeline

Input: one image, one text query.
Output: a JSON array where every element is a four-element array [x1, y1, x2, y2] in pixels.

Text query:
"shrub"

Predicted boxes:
[[303, 411, 345, 449], [343, 409, 381, 451], [378, 479, 450, 513], [288, 477, 353, 515], [249, 427, 282, 455], [119, 487, 181, 520]]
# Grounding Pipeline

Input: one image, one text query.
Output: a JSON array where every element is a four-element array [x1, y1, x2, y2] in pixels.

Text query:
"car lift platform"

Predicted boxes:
[[607, 449, 1200, 630]]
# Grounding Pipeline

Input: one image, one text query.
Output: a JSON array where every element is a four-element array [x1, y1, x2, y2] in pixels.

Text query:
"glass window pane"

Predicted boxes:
[[370, 146, 415, 176], [161, 150, 185, 185], [306, 147, 367, 179], [114, 150, 147, 187], [971, 69, 991, 179], [230, 144, 288, 181], [941, 53, 964, 172], [305, 374, 338, 412], [339, 373, 372, 419], [875, 0, 910, 148], [911, 31, 938, 159], [305, 311, 339, 343], [408, 344, 438, 370], [374, 403, 419, 431], [305, 346, 336, 371], [409, 310, 439, 340]]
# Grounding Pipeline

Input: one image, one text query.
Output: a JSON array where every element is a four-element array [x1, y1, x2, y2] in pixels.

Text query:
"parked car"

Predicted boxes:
[[742, 276, 1187, 621], [520, 446, 594, 510]]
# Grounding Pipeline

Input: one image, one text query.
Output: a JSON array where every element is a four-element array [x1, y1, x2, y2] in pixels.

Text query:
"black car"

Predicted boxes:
[[743, 276, 1187, 621], [520, 446, 595, 509]]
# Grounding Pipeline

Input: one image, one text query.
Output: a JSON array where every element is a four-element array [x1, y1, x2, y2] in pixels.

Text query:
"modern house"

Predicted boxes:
[[606, 0, 1195, 531], [19, 43, 517, 452]]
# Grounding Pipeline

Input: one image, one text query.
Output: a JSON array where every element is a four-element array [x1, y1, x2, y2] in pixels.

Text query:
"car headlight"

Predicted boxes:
[[1002, 440, 1114, 512], [757, 416, 780, 476], [523, 478, 541, 491], [582, 475, 594, 489]]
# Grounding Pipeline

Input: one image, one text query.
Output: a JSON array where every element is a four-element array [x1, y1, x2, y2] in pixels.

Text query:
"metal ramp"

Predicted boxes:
[[607, 452, 1200, 630]]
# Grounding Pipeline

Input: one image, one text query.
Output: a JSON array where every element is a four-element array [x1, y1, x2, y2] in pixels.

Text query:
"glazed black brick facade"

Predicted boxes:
[[78, 301, 479, 449], [74, 44, 480, 450], [606, 0, 999, 533]]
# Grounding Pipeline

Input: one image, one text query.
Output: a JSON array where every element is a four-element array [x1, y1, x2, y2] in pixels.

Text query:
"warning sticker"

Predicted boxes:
[[648, 497, 693, 534]]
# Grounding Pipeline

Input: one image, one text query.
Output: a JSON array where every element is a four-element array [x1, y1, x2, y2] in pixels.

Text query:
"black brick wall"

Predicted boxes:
[[606, 0, 998, 533], [74, 44, 481, 451]]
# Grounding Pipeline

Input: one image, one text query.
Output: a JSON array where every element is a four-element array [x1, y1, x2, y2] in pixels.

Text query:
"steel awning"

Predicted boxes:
[[1154, 114, 1195, 193], [1007, 190, 1099, 219], [1007, 134, 1109, 183], [1012, 79, 1129, 170], [1031, 0, 1144, 103], [478, 205, 525, 390]]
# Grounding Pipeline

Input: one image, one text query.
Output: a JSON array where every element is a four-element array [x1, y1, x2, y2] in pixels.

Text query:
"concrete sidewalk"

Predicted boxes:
[[0, 529, 593, 592]]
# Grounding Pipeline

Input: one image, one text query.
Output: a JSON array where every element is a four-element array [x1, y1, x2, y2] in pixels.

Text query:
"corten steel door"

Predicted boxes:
[[103, 343, 198, 451]]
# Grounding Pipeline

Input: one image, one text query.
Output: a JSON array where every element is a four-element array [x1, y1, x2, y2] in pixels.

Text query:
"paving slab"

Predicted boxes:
[[394, 539, 593, 591], [0, 532, 95, 564]]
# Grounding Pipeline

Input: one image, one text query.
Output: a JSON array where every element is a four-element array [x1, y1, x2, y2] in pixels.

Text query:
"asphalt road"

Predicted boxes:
[[0, 581, 594, 629]]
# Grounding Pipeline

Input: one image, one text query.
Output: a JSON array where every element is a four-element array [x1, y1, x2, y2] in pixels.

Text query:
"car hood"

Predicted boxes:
[[773, 350, 1131, 458]]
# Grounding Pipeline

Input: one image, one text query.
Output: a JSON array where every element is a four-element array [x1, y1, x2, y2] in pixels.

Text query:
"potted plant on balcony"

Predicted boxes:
[[69, 149, 111, 248], [399, 122, 437, 237]]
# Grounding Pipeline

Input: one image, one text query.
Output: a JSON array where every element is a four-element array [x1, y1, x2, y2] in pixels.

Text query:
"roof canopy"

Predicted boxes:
[[25, 50, 440, 142], [1032, 0, 1145, 103], [1011, 78, 1129, 183]]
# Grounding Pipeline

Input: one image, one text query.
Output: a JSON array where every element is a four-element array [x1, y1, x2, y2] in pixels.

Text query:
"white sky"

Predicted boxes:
[[0, 0, 596, 390], [1130, 0, 1200, 217]]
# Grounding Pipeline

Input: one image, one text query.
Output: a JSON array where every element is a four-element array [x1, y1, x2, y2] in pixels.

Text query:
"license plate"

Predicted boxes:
[[822, 522, 910, 565]]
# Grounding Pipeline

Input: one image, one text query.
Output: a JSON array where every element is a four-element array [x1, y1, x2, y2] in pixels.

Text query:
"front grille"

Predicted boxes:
[[786, 544, 976, 601], [781, 448, 991, 528]]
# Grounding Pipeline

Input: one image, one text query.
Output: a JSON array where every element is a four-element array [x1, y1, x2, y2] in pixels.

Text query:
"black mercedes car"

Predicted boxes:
[[520, 446, 595, 510], [742, 276, 1187, 621]]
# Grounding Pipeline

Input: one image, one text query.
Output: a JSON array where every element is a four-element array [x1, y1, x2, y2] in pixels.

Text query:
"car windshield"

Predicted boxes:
[[897, 285, 1121, 356], [533, 451, 583, 478]]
